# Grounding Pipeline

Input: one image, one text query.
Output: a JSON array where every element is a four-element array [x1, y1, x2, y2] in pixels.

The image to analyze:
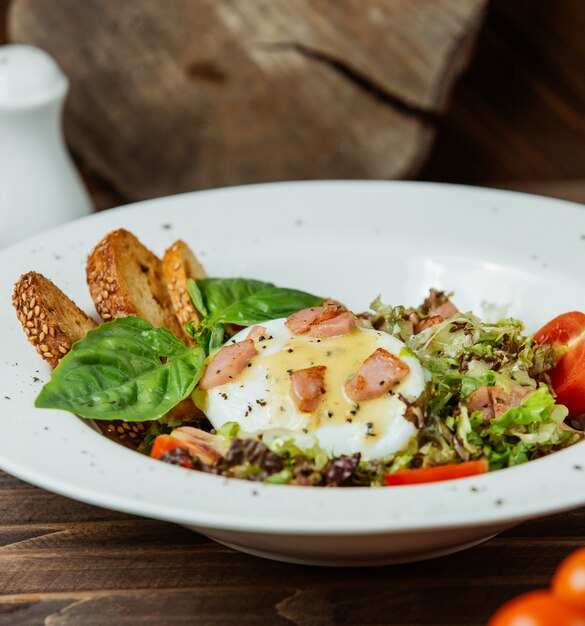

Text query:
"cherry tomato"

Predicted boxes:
[[150, 434, 188, 459], [385, 459, 488, 486], [550, 340, 585, 418], [534, 312, 585, 347], [553, 548, 585, 610], [488, 590, 585, 626], [534, 312, 585, 417]]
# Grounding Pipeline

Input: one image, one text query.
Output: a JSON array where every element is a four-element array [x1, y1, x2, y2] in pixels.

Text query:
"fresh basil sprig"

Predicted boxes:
[[186, 277, 323, 353], [36, 317, 205, 422]]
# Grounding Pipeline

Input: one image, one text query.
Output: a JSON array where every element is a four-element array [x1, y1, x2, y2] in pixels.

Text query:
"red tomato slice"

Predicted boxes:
[[385, 459, 488, 486], [535, 312, 585, 417], [534, 312, 585, 347], [150, 434, 189, 459], [551, 340, 585, 418]]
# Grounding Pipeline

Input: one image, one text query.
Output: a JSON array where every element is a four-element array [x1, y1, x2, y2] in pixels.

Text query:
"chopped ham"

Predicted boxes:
[[199, 339, 257, 390], [285, 299, 346, 335], [170, 426, 224, 465], [414, 315, 443, 334], [309, 310, 356, 339], [290, 365, 327, 412], [467, 384, 533, 420], [247, 325, 268, 341], [433, 300, 458, 319], [345, 348, 410, 402]]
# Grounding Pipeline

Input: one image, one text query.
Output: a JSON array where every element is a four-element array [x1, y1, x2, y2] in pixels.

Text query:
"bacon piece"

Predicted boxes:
[[169, 426, 224, 465], [290, 365, 327, 412], [433, 300, 458, 319], [414, 315, 443, 334], [345, 348, 410, 402], [467, 384, 533, 421], [247, 325, 268, 341], [285, 299, 346, 335], [199, 339, 257, 390], [309, 310, 356, 339]]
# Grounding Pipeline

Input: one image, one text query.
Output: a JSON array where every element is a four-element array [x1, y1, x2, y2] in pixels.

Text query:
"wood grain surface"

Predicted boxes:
[[8, 0, 486, 200], [1, 469, 584, 626], [422, 0, 585, 183]]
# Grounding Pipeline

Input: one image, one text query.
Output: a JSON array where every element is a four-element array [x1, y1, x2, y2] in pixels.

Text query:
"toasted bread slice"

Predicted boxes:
[[13, 272, 97, 370], [86, 229, 186, 339], [12, 271, 151, 448], [162, 240, 207, 332]]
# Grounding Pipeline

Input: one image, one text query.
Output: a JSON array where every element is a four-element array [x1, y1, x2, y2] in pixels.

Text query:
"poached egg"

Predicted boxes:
[[193, 318, 427, 460]]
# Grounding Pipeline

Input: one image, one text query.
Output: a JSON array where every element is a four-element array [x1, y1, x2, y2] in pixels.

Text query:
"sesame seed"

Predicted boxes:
[[34, 305, 40, 316], [58, 346, 68, 354], [39, 344, 49, 352], [26, 310, 33, 320], [43, 352, 54, 359], [39, 332, 46, 342], [42, 324, 48, 335]]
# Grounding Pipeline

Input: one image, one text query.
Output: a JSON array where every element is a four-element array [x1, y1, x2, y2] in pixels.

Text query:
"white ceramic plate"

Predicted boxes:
[[1, 181, 585, 567]]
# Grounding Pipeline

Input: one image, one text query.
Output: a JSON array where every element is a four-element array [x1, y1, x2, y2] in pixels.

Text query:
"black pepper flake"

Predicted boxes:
[[346, 418, 353, 423], [256, 399, 267, 407], [326, 351, 332, 357], [162, 223, 172, 230], [575, 465, 583, 471], [354, 403, 360, 411], [252, 490, 259, 496], [388, 390, 395, 396], [350, 410, 357, 416], [247, 404, 253, 413], [258, 336, 266, 342], [286, 369, 293, 376], [32, 376, 40, 383], [279, 406, 285, 412], [247, 363, 252, 367], [268, 336, 273, 340], [302, 428, 308, 434], [365, 422, 375, 437], [379, 380, 385, 386], [4, 396, 10, 400], [316, 339, 321, 343], [287, 348, 294, 353], [495, 499, 504, 506], [327, 411, 333, 418], [220, 392, 228, 400]]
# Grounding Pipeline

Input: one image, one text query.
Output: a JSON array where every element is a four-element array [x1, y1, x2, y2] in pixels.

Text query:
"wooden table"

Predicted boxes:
[[1, 470, 584, 626]]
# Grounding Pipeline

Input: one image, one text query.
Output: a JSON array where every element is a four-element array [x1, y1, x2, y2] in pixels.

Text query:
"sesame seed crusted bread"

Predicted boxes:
[[12, 271, 151, 448], [162, 240, 207, 333], [86, 229, 186, 340], [12, 272, 97, 370]]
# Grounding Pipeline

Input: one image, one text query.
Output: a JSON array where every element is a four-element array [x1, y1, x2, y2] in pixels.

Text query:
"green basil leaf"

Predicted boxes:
[[187, 278, 207, 317], [196, 278, 323, 326], [208, 322, 226, 353], [35, 317, 205, 422]]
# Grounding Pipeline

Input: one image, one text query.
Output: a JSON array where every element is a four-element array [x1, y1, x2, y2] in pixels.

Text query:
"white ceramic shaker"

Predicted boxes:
[[0, 44, 93, 248]]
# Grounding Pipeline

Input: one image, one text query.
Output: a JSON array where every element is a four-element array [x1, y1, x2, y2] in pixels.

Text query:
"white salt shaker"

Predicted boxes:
[[0, 44, 93, 248]]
